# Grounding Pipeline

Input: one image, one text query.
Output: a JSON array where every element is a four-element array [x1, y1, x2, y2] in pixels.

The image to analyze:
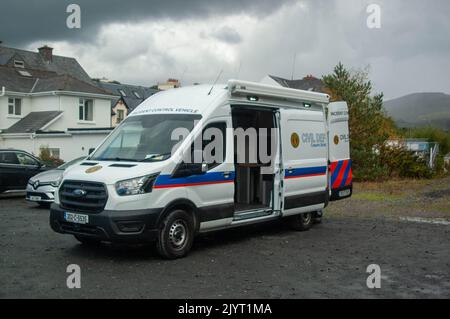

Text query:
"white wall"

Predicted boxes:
[[0, 94, 112, 132], [0, 132, 110, 162], [45, 96, 112, 131], [30, 95, 60, 112]]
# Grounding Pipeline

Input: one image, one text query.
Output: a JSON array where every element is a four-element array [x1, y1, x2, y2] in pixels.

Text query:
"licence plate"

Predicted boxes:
[[339, 189, 351, 197], [64, 212, 89, 224], [29, 196, 41, 201]]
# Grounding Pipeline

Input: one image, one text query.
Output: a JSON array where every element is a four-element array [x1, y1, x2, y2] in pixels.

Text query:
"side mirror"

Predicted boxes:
[[88, 148, 95, 155]]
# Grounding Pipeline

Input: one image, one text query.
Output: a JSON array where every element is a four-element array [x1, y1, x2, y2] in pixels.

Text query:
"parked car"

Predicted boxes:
[[26, 156, 86, 206], [0, 149, 48, 194]]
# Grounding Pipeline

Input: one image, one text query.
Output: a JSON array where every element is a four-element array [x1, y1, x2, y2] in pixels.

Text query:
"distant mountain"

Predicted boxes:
[[383, 93, 450, 130]]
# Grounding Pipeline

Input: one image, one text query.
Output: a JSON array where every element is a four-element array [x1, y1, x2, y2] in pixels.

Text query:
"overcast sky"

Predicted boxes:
[[1, 0, 449, 99]]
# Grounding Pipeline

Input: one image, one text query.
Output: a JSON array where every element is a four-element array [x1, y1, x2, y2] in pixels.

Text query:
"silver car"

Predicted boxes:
[[26, 156, 86, 206]]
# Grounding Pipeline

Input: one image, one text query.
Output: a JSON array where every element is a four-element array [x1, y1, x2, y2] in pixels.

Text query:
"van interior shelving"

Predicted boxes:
[[231, 106, 276, 213]]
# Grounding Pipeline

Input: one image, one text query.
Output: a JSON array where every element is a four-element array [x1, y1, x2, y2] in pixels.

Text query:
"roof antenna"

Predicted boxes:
[[236, 60, 241, 80], [208, 69, 223, 95], [291, 53, 297, 80], [179, 66, 188, 84]]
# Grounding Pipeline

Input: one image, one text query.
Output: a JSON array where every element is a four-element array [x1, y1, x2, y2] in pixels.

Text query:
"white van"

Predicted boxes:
[[50, 80, 352, 259]]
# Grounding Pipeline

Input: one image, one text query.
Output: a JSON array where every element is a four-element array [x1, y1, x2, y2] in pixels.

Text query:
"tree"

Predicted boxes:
[[323, 63, 395, 180]]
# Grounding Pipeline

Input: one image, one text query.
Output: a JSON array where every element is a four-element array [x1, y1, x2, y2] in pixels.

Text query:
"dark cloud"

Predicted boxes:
[[0, 0, 293, 46], [1, 0, 449, 99]]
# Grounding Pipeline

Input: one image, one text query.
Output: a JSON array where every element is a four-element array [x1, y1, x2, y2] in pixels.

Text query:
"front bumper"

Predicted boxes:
[[26, 184, 56, 203], [49, 204, 163, 243]]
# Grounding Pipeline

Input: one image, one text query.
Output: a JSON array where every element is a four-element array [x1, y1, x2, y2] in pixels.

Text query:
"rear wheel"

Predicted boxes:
[[288, 212, 313, 231], [74, 235, 102, 246], [156, 209, 194, 259]]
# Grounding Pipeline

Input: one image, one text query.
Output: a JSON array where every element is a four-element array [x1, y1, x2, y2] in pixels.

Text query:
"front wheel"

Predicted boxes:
[[156, 209, 194, 259], [288, 212, 313, 231]]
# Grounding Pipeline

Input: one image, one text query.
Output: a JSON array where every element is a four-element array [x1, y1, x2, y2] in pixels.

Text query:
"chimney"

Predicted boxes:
[[38, 45, 53, 62], [303, 74, 317, 80]]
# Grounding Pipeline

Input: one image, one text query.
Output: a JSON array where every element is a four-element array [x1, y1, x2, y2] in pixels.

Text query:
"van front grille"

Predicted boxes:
[[59, 180, 108, 213]]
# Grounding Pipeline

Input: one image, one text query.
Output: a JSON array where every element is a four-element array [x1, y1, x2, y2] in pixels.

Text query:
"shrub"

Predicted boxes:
[[38, 146, 64, 168], [379, 144, 432, 179]]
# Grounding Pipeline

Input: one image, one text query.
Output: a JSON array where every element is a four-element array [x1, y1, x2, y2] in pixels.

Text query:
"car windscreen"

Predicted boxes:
[[90, 114, 202, 162]]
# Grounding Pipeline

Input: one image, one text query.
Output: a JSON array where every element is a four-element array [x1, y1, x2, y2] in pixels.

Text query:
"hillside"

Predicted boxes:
[[383, 93, 450, 130]]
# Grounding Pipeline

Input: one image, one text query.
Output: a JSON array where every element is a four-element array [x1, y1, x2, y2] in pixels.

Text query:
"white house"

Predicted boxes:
[[94, 79, 159, 127], [0, 45, 118, 161]]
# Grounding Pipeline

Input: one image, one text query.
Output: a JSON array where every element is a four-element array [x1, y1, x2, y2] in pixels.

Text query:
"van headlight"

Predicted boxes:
[[115, 173, 159, 196]]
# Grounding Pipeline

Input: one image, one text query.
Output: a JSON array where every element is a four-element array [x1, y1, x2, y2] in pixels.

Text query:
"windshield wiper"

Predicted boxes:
[[96, 157, 139, 162], [140, 153, 171, 162]]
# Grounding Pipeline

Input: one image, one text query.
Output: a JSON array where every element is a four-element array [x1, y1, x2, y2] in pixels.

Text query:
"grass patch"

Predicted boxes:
[[352, 192, 404, 201]]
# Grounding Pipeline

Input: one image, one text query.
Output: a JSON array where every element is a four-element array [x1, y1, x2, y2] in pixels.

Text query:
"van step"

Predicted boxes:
[[233, 209, 273, 221]]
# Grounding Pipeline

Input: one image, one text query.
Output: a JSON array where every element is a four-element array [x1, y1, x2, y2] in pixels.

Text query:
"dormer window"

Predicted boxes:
[[14, 60, 25, 68]]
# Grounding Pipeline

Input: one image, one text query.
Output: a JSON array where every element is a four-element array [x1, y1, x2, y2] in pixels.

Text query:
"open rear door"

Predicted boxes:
[[327, 102, 352, 200]]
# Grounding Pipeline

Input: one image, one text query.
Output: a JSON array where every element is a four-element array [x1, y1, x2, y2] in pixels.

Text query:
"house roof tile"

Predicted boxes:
[[2, 111, 63, 133]]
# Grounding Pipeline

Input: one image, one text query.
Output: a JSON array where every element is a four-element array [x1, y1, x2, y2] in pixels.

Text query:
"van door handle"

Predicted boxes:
[[223, 172, 231, 178]]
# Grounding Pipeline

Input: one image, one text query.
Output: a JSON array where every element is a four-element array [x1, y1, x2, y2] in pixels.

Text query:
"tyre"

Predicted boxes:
[[74, 235, 102, 245], [312, 211, 323, 224], [156, 209, 194, 259], [288, 212, 313, 231]]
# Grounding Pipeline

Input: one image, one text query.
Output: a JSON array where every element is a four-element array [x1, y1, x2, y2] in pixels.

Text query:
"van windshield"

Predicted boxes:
[[90, 114, 201, 162]]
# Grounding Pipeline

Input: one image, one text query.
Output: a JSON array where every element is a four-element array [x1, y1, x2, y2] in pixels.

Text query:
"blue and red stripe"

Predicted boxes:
[[284, 166, 327, 179], [330, 159, 352, 189], [154, 171, 235, 189]]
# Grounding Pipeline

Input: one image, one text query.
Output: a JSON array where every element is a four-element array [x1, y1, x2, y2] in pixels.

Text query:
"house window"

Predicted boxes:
[[49, 148, 60, 159], [8, 98, 22, 116], [79, 98, 94, 121], [117, 109, 125, 124], [133, 91, 141, 98], [118, 89, 126, 96], [14, 60, 25, 68]]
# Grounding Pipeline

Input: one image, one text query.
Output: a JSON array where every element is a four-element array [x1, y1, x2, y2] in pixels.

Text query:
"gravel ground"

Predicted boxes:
[[0, 177, 449, 299]]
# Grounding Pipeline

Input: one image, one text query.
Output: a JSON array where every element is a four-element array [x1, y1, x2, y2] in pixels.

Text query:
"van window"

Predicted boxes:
[[90, 114, 202, 162], [202, 122, 227, 170]]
